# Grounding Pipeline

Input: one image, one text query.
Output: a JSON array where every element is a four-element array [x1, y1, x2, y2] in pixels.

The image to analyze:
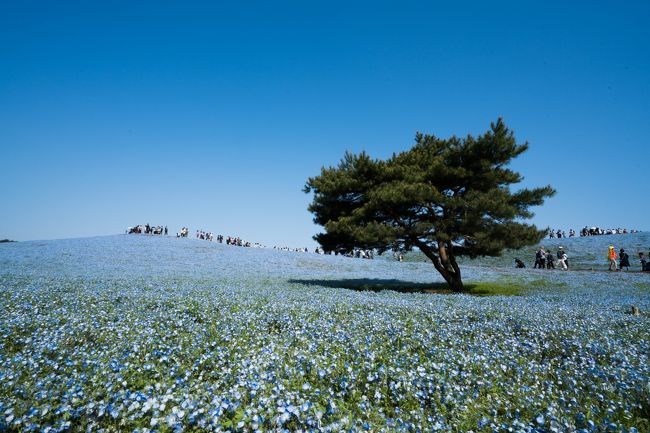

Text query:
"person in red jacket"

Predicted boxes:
[[608, 246, 617, 271]]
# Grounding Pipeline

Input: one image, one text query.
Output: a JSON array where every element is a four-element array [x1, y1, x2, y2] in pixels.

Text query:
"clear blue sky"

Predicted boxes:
[[1, 1, 648, 247]]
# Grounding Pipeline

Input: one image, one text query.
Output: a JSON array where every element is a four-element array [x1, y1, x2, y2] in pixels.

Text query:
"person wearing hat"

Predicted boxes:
[[557, 246, 569, 270], [619, 248, 630, 271], [608, 246, 618, 271], [557, 247, 568, 270]]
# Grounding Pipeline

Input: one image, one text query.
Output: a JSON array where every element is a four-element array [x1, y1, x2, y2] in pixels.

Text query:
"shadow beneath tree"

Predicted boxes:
[[288, 278, 476, 294]]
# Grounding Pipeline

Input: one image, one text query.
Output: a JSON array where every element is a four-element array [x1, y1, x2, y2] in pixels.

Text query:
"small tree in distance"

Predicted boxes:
[[304, 119, 555, 292]]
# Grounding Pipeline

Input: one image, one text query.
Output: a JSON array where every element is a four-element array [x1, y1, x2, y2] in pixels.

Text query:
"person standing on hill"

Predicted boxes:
[[640, 252, 648, 271], [558, 248, 568, 270], [557, 247, 569, 269], [608, 246, 618, 271], [545, 249, 555, 269], [619, 249, 630, 270], [534, 247, 545, 268]]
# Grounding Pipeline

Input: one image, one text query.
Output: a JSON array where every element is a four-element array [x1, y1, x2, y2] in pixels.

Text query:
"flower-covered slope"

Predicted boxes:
[[0, 234, 648, 432]]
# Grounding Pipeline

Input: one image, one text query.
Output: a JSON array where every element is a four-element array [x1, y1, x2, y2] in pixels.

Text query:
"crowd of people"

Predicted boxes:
[[190, 228, 373, 256], [223, 236, 252, 247], [524, 246, 570, 270], [548, 227, 640, 239], [516, 244, 650, 272], [346, 248, 375, 259], [127, 224, 167, 235], [579, 226, 639, 236], [192, 230, 256, 247], [311, 246, 375, 259], [276, 246, 310, 252], [130, 226, 255, 247], [548, 229, 574, 239], [195, 230, 215, 241], [607, 246, 650, 271], [127, 223, 645, 270], [129, 224, 379, 257]]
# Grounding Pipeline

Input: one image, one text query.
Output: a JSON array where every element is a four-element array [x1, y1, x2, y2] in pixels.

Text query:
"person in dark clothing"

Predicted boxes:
[[545, 250, 555, 269], [619, 249, 630, 270], [639, 252, 647, 271], [534, 248, 545, 269], [515, 258, 526, 268]]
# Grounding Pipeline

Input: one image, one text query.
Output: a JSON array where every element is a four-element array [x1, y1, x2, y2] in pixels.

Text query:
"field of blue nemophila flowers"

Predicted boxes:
[[0, 234, 648, 433]]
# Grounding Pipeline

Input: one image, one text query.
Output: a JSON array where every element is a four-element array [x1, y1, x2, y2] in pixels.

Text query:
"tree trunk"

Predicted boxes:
[[414, 239, 466, 292], [445, 241, 463, 292], [434, 260, 464, 292], [445, 272, 464, 292]]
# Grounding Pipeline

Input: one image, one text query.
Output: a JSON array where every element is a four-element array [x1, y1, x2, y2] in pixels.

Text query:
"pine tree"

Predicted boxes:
[[304, 119, 555, 292]]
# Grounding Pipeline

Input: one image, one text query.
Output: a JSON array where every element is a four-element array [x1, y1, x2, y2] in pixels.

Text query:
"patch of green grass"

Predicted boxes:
[[634, 281, 650, 291], [465, 281, 528, 296]]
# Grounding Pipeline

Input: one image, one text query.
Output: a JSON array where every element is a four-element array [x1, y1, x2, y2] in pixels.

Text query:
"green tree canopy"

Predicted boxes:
[[304, 119, 555, 292]]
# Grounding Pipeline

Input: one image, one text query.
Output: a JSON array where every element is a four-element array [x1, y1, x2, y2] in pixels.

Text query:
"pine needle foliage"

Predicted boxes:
[[304, 119, 555, 292]]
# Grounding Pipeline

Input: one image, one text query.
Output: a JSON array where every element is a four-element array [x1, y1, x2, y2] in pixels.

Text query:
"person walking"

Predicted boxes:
[[619, 249, 630, 271], [640, 252, 648, 271], [534, 247, 545, 269], [608, 246, 618, 271], [545, 250, 555, 269], [558, 248, 568, 270], [557, 247, 569, 269]]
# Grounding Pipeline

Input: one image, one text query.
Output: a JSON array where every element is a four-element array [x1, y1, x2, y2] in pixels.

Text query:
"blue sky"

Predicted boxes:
[[1, 1, 649, 247]]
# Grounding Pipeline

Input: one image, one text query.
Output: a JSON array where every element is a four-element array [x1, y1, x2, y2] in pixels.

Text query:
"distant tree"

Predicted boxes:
[[304, 119, 555, 292]]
